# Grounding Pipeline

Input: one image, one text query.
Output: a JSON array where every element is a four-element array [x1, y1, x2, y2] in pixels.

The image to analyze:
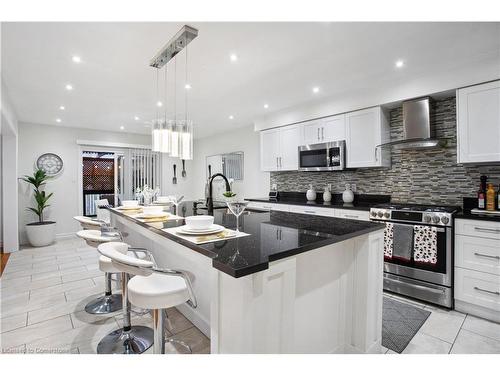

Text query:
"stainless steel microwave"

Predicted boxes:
[[298, 140, 345, 171]]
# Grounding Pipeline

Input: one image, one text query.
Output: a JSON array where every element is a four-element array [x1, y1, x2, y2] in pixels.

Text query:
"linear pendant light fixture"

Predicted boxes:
[[150, 25, 198, 159]]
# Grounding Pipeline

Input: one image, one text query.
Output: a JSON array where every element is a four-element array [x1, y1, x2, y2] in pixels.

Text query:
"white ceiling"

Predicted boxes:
[[2, 22, 500, 138]]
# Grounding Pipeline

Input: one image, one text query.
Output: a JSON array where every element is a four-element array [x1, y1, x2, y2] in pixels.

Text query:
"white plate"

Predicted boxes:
[[116, 206, 142, 211], [136, 213, 169, 219], [176, 224, 224, 235]]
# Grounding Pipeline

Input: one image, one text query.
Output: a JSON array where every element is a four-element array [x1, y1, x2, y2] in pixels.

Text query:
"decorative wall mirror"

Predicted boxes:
[[206, 151, 244, 181]]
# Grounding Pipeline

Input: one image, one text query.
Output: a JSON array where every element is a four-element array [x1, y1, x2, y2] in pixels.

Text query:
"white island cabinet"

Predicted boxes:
[[457, 80, 500, 164], [109, 207, 385, 354]]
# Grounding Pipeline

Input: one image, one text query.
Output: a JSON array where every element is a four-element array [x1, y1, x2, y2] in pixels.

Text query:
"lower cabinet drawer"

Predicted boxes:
[[247, 202, 289, 212], [455, 267, 500, 312], [455, 219, 500, 240], [288, 205, 335, 217], [455, 234, 500, 275], [335, 209, 369, 221]]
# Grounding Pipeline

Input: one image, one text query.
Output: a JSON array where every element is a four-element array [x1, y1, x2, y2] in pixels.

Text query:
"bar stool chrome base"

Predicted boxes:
[[96, 326, 153, 354], [85, 293, 122, 314]]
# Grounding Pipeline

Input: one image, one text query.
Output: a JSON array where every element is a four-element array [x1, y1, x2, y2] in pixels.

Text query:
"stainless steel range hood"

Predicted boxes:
[[377, 97, 445, 150]]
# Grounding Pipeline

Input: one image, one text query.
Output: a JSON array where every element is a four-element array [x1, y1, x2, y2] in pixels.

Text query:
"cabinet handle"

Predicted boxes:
[[344, 214, 359, 219], [317, 128, 320, 141], [276, 157, 279, 169], [304, 210, 316, 214], [374, 147, 378, 162], [474, 227, 500, 233], [279, 157, 282, 168], [474, 252, 500, 260], [321, 127, 324, 140], [474, 286, 500, 296]]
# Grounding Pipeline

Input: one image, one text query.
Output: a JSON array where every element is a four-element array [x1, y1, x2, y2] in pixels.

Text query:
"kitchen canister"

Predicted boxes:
[[306, 184, 317, 201], [342, 184, 354, 203], [323, 184, 332, 202]]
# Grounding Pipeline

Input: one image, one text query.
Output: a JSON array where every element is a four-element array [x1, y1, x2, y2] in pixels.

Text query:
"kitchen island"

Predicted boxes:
[[108, 202, 385, 354]]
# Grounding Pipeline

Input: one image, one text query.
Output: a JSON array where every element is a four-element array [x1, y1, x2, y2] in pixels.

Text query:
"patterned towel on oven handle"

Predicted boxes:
[[413, 225, 438, 264], [384, 222, 394, 259]]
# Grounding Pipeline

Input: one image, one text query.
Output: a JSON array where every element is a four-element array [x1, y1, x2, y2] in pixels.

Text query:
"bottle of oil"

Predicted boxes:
[[486, 183, 495, 211], [478, 183, 486, 210]]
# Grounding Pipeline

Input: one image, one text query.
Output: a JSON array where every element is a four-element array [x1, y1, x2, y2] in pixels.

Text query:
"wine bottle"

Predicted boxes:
[[477, 183, 486, 210]]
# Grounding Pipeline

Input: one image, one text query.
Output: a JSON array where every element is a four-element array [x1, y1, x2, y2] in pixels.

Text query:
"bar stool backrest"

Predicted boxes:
[[95, 199, 110, 223], [98, 242, 154, 277]]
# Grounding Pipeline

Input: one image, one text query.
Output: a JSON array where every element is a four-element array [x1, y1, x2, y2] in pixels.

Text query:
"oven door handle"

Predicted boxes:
[[385, 277, 446, 294]]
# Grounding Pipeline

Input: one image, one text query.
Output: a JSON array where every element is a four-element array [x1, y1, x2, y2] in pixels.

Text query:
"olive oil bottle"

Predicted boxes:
[[486, 183, 495, 211]]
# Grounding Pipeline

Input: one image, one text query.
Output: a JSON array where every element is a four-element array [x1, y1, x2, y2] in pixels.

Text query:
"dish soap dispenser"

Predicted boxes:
[[306, 184, 317, 201], [323, 184, 332, 203], [342, 184, 354, 203]]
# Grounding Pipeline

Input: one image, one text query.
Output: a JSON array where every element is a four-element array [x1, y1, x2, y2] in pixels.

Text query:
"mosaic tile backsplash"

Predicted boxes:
[[270, 97, 500, 206]]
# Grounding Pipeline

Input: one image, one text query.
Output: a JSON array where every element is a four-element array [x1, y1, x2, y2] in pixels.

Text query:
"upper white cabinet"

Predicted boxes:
[[345, 107, 390, 168], [302, 114, 346, 145], [457, 80, 500, 164], [260, 125, 301, 172]]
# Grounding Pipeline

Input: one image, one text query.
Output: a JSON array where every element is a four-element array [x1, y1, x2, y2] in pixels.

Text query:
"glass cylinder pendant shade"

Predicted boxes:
[[179, 120, 193, 160], [169, 121, 180, 158], [152, 119, 172, 154]]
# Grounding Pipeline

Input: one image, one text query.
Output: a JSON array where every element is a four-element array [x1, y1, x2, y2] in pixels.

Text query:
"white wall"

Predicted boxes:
[[17, 122, 155, 243], [1, 78, 20, 252], [255, 59, 500, 130], [192, 125, 269, 200]]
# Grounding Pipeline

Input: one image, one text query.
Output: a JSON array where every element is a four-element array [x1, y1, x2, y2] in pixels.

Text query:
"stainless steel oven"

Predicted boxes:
[[298, 141, 345, 172], [370, 204, 459, 308]]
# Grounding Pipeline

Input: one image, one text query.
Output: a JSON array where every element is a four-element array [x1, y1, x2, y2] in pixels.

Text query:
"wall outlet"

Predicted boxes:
[[271, 183, 277, 191]]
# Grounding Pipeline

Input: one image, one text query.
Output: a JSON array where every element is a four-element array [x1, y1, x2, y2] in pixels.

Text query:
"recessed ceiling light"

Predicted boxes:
[[184, 83, 192, 89], [263, 104, 269, 109], [229, 115, 234, 120], [312, 87, 320, 94], [156, 101, 163, 107], [59, 106, 65, 110], [65, 84, 73, 91], [55, 118, 61, 123], [134, 116, 140, 121], [72, 55, 81, 63], [120, 126, 125, 130], [230, 54, 238, 62], [395, 60, 404, 68]]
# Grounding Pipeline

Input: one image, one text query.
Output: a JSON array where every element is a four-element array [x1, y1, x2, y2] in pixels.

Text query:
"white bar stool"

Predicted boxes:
[[76, 228, 124, 315], [98, 242, 197, 354], [73, 216, 103, 230]]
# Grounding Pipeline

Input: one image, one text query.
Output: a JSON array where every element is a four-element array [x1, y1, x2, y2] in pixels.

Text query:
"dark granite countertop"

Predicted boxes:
[[246, 192, 391, 212], [455, 197, 500, 222], [108, 202, 384, 278]]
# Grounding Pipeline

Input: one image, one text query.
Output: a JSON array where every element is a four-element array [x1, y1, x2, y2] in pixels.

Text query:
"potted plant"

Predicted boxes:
[[21, 169, 56, 246]]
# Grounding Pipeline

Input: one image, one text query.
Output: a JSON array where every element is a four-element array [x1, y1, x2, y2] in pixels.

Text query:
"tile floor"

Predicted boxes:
[[0, 237, 209, 354], [1, 236, 499, 354]]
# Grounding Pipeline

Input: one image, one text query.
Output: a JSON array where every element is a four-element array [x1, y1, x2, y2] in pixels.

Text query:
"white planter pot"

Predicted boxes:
[[26, 221, 56, 247]]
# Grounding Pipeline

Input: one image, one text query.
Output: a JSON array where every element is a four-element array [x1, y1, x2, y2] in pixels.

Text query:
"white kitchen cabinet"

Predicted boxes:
[[260, 125, 300, 172], [454, 218, 500, 323], [457, 80, 500, 164], [334, 209, 370, 221], [345, 107, 390, 168], [301, 114, 346, 145], [287, 205, 336, 217], [279, 125, 301, 170]]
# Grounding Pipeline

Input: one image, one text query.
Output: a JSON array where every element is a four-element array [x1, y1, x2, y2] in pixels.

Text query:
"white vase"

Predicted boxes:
[[306, 185, 317, 201], [26, 222, 56, 247], [323, 185, 332, 202], [342, 185, 354, 203]]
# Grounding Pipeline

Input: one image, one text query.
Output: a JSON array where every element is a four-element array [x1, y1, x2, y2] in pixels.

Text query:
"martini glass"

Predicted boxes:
[[226, 200, 249, 233]]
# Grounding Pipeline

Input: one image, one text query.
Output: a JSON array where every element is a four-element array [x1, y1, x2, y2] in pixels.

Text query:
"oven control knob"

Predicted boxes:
[[370, 210, 377, 217], [441, 216, 449, 225], [423, 214, 432, 223], [377, 211, 384, 218], [432, 215, 441, 224], [383, 211, 390, 219]]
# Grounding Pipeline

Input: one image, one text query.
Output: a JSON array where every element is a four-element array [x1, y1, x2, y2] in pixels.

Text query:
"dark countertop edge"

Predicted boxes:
[[454, 213, 500, 223], [108, 208, 385, 279], [246, 198, 375, 211]]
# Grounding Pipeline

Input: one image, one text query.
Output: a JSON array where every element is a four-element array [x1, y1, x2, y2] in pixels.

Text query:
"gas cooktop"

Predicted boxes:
[[370, 203, 460, 226]]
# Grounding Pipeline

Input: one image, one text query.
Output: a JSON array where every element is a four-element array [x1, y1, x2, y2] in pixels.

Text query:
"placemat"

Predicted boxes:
[[162, 227, 250, 244]]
